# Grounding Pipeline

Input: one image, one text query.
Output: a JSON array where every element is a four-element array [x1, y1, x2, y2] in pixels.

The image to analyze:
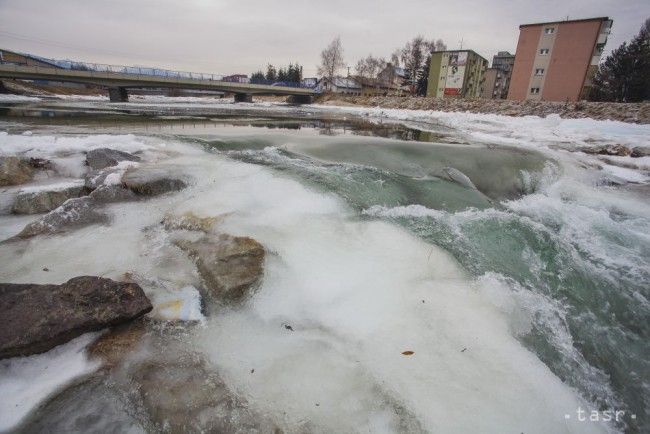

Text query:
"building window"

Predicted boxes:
[[544, 27, 555, 34], [540, 48, 549, 55], [535, 68, 545, 76], [530, 87, 540, 94]]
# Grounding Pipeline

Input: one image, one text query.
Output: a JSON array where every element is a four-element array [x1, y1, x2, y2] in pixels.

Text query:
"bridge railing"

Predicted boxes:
[[0, 59, 315, 89]]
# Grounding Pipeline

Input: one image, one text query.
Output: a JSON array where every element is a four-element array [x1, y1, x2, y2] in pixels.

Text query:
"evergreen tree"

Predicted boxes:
[[590, 18, 650, 102], [250, 71, 265, 83], [416, 54, 432, 96], [277, 67, 287, 82], [265, 64, 277, 81]]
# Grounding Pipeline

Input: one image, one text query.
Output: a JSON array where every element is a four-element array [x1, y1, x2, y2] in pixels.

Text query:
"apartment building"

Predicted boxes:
[[507, 17, 613, 101], [481, 51, 515, 99], [426, 50, 488, 98]]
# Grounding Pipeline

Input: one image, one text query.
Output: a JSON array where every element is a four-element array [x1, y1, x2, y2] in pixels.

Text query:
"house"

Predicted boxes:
[[316, 77, 362, 95], [222, 74, 249, 83], [377, 64, 407, 90], [301, 77, 318, 88], [354, 76, 397, 96]]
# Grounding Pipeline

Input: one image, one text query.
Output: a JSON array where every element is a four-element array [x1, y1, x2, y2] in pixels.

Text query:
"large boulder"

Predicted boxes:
[[85, 148, 140, 171], [175, 234, 265, 303], [631, 147, 650, 158], [0, 156, 34, 186], [14, 196, 107, 239], [123, 166, 187, 196], [133, 357, 276, 433], [12, 183, 86, 215], [0, 276, 152, 359], [88, 185, 138, 204]]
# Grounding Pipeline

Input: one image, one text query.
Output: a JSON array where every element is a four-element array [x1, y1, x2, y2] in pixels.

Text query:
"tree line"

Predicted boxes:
[[590, 18, 650, 102], [250, 63, 303, 83], [317, 36, 446, 95]]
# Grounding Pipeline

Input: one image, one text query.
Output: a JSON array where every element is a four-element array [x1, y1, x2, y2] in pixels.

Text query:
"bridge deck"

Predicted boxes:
[[0, 64, 315, 96]]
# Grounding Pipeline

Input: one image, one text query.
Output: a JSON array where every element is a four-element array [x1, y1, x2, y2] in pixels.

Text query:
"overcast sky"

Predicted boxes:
[[0, 0, 648, 77]]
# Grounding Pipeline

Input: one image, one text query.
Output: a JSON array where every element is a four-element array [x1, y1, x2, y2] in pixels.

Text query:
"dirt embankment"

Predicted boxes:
[[315, 94, 650, 124]]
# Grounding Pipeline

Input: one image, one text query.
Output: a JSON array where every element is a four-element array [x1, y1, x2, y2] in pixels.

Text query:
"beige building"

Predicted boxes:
[[426, 50, 488, 99], [508, 17, 613, 101]]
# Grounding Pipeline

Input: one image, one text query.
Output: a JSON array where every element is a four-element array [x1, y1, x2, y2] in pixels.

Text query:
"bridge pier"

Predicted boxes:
[[286, 95, 313, 105], [108, 87, 129, 102], [234, 93, 253, 103]]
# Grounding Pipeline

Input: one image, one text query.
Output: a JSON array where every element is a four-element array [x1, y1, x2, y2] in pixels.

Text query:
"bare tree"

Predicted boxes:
[[356, 55, 387, 80], [401, 36, 426, 92], [390, 49, 401, 68], [318, 37, 345, 83], [355, 57, 371, 80], [434, 39, 447, 51]]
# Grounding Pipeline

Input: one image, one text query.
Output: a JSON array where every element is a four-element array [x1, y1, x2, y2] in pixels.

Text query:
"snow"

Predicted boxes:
[[17, 179, 84, 194], [0, 334, 100, 432], [0, 94, 41, 102], [601, 164, 649, 183]]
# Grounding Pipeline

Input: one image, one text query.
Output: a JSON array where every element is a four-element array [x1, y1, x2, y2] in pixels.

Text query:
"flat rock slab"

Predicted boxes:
[[15, 196, 108, 239], [86, 148, 140, 171], [12, 184, 86, 214], [0, 156, 34, 186], [175, 234, 264, 303], [134, 357, 277, 433], [123, 166, 187, 196], [0, 276, 152, 359]]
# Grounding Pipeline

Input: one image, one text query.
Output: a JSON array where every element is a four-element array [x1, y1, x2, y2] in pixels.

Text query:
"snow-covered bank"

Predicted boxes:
[[316, 94, 650, 124]]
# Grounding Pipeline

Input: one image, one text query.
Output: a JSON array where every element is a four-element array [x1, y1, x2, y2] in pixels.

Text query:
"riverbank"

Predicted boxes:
[[316, 94, 650, 124]]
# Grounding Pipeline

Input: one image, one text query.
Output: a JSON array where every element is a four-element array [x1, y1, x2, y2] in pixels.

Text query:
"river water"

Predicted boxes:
[[0, 97, 648, 433]]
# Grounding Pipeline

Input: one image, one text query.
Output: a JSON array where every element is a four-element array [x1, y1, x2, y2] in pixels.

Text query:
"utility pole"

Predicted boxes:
[[347, 66, 350, 78], [459, 37, 464, 50]]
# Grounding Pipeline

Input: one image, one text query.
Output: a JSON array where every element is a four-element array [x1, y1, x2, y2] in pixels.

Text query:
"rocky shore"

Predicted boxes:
[[0, 142, 272, 432], [317, 94, 650, 124]]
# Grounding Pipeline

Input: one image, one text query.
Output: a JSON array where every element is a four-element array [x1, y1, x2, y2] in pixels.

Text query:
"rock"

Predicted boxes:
[[175, 234, 265, 303], [631, 147, 650, 158], [604, 144, 632, 156], [14, 375, 146, 434], [88, 185, 138, 204], [578, 144, 631, 157], [162, 212, 224, 233], [0, 276, 152, 359], [0, 156, 34, 186], [133, 356, 276, 433], [123, 166, 187, 196], [88, 320, 147, 368], [84, 168, 114, 190], [28, 157, 53, 170], [85, 148, 140, 171], [14, 197, 108, 239], [12, 184, 86, 214]]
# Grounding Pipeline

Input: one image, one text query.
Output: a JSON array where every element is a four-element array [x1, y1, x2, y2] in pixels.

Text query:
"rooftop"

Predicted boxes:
[[519, 16, 610, 28]]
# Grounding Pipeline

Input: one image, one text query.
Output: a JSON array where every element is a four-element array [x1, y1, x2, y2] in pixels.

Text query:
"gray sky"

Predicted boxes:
[[0, 0, 648, 77]]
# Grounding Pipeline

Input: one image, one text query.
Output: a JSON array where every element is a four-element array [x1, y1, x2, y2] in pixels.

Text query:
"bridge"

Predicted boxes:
[[0, 62, 316, 103]]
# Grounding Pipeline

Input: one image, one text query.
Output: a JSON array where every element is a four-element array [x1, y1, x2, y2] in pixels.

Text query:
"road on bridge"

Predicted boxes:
[[0, 63, 316, 103]]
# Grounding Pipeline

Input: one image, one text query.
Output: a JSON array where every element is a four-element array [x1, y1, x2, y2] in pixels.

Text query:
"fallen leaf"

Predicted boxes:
[[401, 351, 414, 356]]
